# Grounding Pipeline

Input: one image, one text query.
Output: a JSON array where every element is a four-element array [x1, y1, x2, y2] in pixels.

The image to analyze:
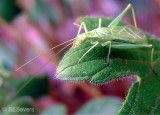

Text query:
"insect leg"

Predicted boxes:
[[101, 41, 112, 64], [108, 4, 137, 28], [78, 42, 99, 63], [98, 18, 102, 28], [77, 22, 88, 36], [111, 43, 154, 67], [151, 47, 154, 68]]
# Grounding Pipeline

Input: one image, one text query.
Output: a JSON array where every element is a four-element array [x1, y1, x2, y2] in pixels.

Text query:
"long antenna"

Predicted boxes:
[[11, 42, 73, 100], [15, 38, 76, 71]]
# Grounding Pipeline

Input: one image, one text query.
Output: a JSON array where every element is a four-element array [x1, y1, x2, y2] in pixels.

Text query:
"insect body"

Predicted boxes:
[[73, 26, 148, 48], [73, 4, 154, 65]]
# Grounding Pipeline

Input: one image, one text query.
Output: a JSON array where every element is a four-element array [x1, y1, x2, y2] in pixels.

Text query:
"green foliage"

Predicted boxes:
[[75, 97, 122, 115], [15, 76, 49, 99], [0, 42, 16, 69], [0, 0, 21, 22], [2, 97, 36, 115], [31, 0, 59, 24], [0, 62, 13, 108], [56, 16, 160, 114], [0, 88, 9, 109]]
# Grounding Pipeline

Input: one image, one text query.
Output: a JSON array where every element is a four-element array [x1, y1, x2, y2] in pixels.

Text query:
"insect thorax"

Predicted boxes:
[[72, 28, 112, 48]]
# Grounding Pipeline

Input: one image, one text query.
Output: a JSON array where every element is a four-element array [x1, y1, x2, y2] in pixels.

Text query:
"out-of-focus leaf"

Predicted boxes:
[[56, 16, 160, 114], [0, 62, 13, 108], [0, 88, 8, 108], [31, 0, 59, 24], [2, 96, 36, 114], [75, 97, 122, 115], [41, 104, 67, 115], [0, 0, 21, 22], [15, 75, 49, 99], [0, 62, 12, 79], [0, 43, 16, 69]]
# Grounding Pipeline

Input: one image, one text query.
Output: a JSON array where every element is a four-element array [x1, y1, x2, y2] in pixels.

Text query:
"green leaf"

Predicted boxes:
[[15, 75, 49, 99], [31, 0, 59, 24], [56, 16, 160, 114], [41, 104, 67, 115], [0, 88, 8, 108], [0, 0, 21, 22], [75, 96, 122, 115]]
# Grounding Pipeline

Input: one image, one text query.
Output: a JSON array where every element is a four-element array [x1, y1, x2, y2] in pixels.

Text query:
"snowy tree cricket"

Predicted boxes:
[[14, 4, 154, 99]]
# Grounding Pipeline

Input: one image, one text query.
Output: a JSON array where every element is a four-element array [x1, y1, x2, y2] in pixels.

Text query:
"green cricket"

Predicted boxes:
[[73, 4, 154, 66], [15, 4, 154, 98]]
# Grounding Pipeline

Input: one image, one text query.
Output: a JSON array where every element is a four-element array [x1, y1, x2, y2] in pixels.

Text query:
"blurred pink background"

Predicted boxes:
[[0, 0, 160, 114]]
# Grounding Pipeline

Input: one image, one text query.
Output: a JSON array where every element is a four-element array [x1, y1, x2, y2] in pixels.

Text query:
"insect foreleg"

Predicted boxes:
[[77, 22, 88, 36], [101, 41, 112, 64], [108, 4, 137, 28], [78, 42, 99, 63]]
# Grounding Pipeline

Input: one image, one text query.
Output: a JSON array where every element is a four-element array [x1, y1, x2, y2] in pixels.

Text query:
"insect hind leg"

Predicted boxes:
[[111, 43, 154, 68], [101, 41, 112, 65], [108, 4, 137, 28], [150, 47, 158, 76], [150, 46, 154, 68]]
